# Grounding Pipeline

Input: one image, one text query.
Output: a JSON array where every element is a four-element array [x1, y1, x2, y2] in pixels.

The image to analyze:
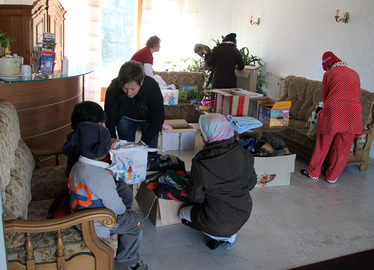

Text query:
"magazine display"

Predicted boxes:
[[32, 33, 56, 74]]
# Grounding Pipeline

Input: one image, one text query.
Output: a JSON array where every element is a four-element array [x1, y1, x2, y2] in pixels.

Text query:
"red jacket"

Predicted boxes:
[[317, 66, 362, 136]]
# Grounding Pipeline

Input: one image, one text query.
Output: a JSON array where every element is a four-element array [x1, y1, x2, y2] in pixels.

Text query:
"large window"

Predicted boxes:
[[101, 0, 138, 87], [62, 0, 199, 102]]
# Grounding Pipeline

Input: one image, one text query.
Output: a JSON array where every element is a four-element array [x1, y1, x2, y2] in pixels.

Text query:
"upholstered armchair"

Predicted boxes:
[[0, 99, 118, 270]]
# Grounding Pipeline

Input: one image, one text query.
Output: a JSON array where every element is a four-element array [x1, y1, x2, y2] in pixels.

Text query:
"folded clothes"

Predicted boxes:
[[227, 115, 263, 134]]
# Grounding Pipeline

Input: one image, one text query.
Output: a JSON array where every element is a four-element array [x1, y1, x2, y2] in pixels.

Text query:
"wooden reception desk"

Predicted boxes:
[[0, 69, 93, 166]]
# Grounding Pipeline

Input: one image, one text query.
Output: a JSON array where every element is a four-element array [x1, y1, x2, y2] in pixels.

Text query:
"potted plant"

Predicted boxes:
[[0, 31, 23, 75], [0, 31, 15, 57]]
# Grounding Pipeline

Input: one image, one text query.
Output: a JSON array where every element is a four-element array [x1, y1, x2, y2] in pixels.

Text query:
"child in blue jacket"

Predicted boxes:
[[68, 122, 147, 270]]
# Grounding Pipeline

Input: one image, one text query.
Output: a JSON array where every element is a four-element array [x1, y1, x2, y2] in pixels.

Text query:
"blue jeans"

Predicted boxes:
[[117, 116, 158, 148]]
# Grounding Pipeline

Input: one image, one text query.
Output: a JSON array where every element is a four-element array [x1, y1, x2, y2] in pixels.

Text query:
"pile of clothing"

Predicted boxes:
[[240, 134, 291, 157], [146, 153, 191, 203]]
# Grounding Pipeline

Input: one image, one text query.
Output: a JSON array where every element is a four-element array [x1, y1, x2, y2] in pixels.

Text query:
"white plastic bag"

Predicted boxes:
[[108, 141, 156, 185]]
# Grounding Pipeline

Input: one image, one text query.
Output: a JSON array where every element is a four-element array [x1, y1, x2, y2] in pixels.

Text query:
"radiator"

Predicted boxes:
[[265, 75, 284, 100]]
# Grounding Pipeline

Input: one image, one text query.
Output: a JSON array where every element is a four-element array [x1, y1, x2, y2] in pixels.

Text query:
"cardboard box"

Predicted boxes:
[[161, 89, 179, 106], [254, 154, 296, 187], [211, 88, 262, 117], [235, 65, 261, 92], [259, 101, 291, 127], [159, 119, 197, 150], [135, 182, 186, 227], [248, 96, 274, 119]]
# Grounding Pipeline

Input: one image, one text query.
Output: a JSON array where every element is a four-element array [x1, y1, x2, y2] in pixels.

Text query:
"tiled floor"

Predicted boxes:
[[121, 132, 374, 270]]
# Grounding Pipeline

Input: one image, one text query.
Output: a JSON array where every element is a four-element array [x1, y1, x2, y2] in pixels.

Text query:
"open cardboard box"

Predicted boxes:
[[210, 88, 263, 117], [159, 119, 197, 150], [254, 154, 296, 187], [248, 96, 274, 119], [235, 65, 261, 92], [259, 101, 292, 127], [135, 182, 187, 227]]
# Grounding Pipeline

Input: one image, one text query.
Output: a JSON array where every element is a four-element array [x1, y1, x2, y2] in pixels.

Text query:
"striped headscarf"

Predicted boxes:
[[199, 113, 234, 143]]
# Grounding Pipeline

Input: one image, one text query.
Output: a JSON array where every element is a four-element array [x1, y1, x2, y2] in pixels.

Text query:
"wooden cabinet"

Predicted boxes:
[[0, 0, 65, 70]]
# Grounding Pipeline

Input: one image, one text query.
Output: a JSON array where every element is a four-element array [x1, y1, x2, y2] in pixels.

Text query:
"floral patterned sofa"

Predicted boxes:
[[0, 99, 118, 270], [274, 76, 374, 171], [154, 71, 205, 123]]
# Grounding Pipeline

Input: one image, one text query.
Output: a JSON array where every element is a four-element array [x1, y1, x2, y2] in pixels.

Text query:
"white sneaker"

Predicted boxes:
[[327, 178, 337, 184]]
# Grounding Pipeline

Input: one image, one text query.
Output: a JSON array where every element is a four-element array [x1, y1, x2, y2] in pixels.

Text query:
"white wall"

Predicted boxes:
[[229, 0, 374, 91], [3, 0, 373, 89]]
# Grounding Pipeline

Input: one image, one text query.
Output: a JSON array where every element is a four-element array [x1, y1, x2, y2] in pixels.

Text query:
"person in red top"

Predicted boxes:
[[130, 35, 160, 78], [301, 51, 362, 184]]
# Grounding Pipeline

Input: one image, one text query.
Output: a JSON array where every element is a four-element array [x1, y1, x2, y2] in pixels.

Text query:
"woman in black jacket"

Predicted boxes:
[[203, 33, 245, 89], [179, 113, 257, 249], [104, 61, 164, 148]]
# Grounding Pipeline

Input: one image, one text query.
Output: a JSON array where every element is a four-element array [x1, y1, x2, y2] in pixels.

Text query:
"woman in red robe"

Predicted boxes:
[[301, 51, 362, 184]]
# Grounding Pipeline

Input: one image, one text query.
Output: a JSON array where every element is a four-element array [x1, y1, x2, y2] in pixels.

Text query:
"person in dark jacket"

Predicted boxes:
[[202, 33, 245, 89], [179, 113, 257, 250], [104, 61, 164, 148]]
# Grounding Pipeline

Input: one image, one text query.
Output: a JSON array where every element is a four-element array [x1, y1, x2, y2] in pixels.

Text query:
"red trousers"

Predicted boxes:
[[307, 133, 355, 181]]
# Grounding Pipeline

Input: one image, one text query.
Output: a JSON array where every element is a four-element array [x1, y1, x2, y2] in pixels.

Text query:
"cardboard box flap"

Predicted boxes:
[[272, 101, 291, 109], [210, 88, 262, 97], [254, 154, 296, 174], [164, 119, 189, 129], [235, 65, 261, 78], [210, 89, 237, 96], [231, 90, 260, 97], [135, 182, 186, 227], [164, 127, 197, 133], [158, 200, 183, 225]]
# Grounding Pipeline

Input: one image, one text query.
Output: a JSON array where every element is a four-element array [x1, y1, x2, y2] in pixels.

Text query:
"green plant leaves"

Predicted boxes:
[[0, 31, 15, 57]]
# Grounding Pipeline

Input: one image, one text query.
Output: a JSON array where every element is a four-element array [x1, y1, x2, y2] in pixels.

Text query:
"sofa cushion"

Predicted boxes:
[[298, 80, 322, 121], [288, 119, 309, 130], [31, 165, 69, 201], [0, 100, 22, 206], [4, 139, 35, 220], [6, 199, 118, 263], [281, 76, 323, 122], [281, 76, 308, 119], [360, 89, 374, 128]]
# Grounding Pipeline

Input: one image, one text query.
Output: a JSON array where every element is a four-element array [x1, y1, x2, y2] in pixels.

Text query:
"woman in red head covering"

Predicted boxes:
[[301, 51, 362, 184]]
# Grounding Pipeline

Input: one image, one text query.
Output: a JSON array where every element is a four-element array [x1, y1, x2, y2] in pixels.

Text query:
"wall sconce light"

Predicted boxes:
[[250, 16, 260, 25], [335, 9, 349, 23]]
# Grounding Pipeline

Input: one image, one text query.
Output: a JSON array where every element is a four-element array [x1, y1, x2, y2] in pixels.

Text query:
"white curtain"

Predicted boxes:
[[141, 0, 199, 71], [60, 0, 102, 102]]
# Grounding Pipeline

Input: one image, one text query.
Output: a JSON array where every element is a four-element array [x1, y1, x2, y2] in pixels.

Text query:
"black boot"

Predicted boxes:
[[206, 239, 227, 250], [181, 219, 194, 229]]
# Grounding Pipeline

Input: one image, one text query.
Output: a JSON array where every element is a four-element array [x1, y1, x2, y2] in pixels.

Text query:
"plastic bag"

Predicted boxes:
[[108, 141, 156, 185]]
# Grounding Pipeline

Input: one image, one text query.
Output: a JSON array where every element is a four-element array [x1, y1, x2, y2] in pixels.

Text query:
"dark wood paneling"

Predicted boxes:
[[0, 5, 33, 64]]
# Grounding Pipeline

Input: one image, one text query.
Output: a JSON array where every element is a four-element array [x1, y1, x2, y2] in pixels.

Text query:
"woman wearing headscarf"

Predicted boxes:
[[202, 33, 245, 89], [179, 113, 257, 250], [301, 51, 362, 184]]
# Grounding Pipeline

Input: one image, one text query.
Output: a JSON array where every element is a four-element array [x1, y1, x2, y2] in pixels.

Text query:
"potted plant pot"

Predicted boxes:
[[0, 56, 23, 75]]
